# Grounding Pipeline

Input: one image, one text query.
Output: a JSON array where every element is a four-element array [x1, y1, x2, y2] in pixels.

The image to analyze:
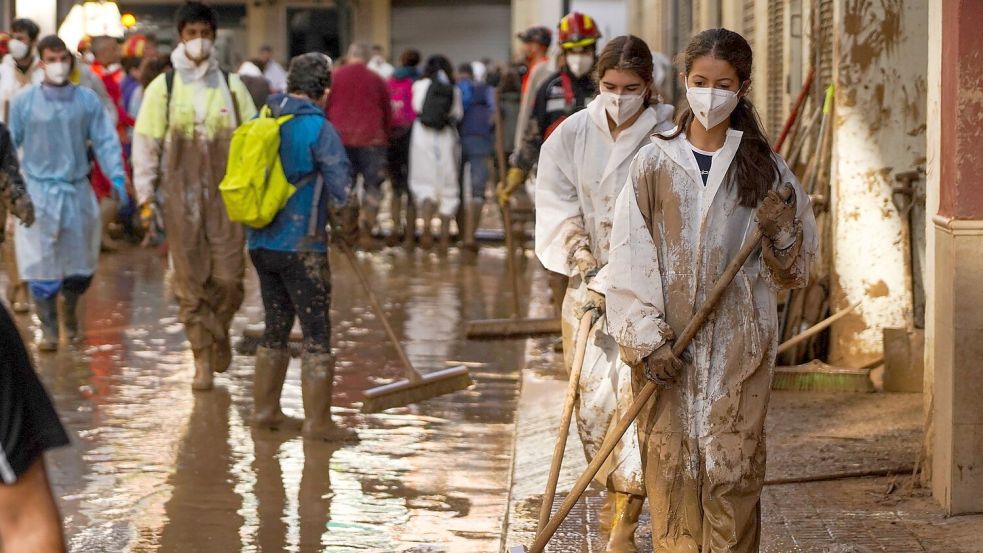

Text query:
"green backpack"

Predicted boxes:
[[219, 105, 296, 228]]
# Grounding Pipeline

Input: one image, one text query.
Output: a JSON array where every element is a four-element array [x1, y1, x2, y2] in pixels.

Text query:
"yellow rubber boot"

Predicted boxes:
[[605, 492, 644, 553]]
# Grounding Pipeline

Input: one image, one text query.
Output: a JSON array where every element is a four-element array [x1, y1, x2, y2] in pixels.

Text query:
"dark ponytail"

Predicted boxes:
[[659, 28, 779, 208]]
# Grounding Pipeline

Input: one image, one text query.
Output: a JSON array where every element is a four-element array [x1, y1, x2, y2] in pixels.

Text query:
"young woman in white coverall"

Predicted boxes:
[[593, 28, 818, 551], [535, 35, 675, 552]]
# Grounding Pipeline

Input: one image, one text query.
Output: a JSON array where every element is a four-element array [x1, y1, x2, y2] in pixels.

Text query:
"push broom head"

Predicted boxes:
[[361, 365, 475, 414], [465, 317, 561, 340]]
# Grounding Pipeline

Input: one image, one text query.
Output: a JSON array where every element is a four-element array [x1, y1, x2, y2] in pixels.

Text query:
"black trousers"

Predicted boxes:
[[249, 249, 331, 353]]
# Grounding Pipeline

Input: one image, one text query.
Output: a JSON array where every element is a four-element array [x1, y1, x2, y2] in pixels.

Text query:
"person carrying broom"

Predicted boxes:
[[591, 28, 818, 551], [534, 35, 674, 552], [245, 53, 359, 443]]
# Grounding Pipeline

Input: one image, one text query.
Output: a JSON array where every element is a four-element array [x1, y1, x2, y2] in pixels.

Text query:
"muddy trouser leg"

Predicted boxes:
[[61, 274, 93, 342], [637, 381, 703, 552], [250, 249, 298, 350], [272, 250, 331, 355], [388, 131, 412, 242], [3, 217, 27, 311]]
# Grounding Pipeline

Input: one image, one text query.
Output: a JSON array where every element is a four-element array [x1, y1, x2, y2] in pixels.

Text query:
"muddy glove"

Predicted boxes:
[[576, 289, 606, 325], [330, 202, 359, 248], [497, 168, 526, 208], [11, 194, 34, 227], [643, 341, 685, 387], [112, 176, 132, 212], [571, 247, 599, 283], [756, 185, 797, 247]]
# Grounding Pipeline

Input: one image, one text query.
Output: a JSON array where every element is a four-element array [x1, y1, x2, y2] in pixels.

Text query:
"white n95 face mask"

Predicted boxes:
[[184, 38, 213, 62], [8, 39, 29, 60], [566, 53, 593, 78], [599, 91, 646, 126], [44, 62, 70, 85], [686, 83, 740, 130]]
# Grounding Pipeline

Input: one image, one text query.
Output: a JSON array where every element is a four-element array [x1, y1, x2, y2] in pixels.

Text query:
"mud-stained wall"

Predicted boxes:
[[828, 0, 927, 366]]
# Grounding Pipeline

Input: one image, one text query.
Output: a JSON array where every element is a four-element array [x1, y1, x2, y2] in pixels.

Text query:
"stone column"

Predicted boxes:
[[931, 0, 983, 516]]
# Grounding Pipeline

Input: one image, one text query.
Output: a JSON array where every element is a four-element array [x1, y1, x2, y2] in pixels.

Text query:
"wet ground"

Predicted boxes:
[[11, 243, 548, 553]]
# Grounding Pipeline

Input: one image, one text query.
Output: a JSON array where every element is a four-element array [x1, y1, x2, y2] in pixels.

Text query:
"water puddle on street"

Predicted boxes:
[[20, 245, 545, 552]]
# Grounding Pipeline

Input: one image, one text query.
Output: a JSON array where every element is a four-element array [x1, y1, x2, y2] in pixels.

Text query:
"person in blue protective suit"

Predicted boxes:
[[8, 35, 126, 352], [247, 53, 358, 443]]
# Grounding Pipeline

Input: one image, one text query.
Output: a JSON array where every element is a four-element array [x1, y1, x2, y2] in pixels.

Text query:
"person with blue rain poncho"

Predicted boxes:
[[8, 35, 126, 352]]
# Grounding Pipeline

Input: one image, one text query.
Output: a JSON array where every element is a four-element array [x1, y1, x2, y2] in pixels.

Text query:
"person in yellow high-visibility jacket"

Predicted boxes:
[[132, 1, 257, 391]]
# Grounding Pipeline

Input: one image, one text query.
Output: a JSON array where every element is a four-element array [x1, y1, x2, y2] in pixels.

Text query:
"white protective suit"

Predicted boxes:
[[535, 98, 675, 494], [593, 128, 818, 550], [9, 84, 124, 281], [408, 77, 464, 218]]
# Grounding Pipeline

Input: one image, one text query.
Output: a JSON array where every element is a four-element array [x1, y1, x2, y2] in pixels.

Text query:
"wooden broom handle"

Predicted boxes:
[[537, 311, 594, 533], [337, 242, 422, 382], [529, 184, 795, 552], [493, 88, 523, 317]]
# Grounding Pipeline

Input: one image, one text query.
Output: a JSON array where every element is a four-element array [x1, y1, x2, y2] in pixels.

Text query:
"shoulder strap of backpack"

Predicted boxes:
[[223, 70, 242, 127], [560, 73, 575, 106], [165, 71, 175, 129]]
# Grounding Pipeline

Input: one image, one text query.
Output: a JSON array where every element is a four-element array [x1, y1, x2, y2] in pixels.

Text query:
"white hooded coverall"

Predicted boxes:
[[535, 97, 675, 494], [594, 128, 818, 551]]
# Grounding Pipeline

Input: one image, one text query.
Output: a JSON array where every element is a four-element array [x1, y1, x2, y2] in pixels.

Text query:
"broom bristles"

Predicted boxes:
[[772, 362, 872, 392], [361, 366, 475, 413]]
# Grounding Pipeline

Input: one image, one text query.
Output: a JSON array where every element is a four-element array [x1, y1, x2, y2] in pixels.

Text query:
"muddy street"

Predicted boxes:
[[17, 244, 545, 553]]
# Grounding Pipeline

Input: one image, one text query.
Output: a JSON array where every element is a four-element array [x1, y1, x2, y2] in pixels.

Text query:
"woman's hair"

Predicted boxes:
[[594, 35, 656, 103], [423, 55, 453, 81], [659, 28, 779, 208], [399, 49, 421, 68]]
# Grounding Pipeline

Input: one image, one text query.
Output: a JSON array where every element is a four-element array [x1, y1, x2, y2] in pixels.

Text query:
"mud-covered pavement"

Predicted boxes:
[[14, 244, 546, 553]]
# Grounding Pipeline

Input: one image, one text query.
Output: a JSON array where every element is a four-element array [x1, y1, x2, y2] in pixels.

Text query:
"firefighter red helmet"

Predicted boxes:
[[558, 12, 601, 50]]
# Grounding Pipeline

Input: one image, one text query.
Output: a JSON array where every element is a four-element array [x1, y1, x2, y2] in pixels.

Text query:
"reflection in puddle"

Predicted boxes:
[[14, 246, 537, 552]]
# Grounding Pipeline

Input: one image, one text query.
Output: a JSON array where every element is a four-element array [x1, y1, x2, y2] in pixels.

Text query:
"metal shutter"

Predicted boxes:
[[815, 0, 834, 106], [390, 0, 511, 68], [767, 0, 785, 138], [743, 0, 756, 41]]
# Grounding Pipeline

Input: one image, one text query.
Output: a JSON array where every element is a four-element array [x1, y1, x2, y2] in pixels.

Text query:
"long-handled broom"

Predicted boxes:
[[536, 311, 594, 534], [465, 89, 561, 340], [333, 241, 475, 413], [513, 185, 795, 553]]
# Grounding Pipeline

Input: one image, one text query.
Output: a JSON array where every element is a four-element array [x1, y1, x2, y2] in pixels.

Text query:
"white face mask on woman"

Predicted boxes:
[[184, 38, 213, 62], [685, 83, 741, 130], [599, 90, 646, 126]]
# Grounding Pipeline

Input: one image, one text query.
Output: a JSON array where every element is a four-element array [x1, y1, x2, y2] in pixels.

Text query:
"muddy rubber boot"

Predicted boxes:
[[419, 200, 436, 250], [605, 492, 645, 553], [359, 204, 379, 250], [99, 197, 122, 253], [462, 199, 483, 253], [300, 352, 359, 443], [213, 336, 232, 374], [598, 491, 615, 536], [61, 288, 83, 345], [252, 347, 302, 430], [438, 215, 451, 252], [192, 347, 215, 391], [34, 296, 59, 353], [386, 195, 403, 247], [402, 198, 417, 249]]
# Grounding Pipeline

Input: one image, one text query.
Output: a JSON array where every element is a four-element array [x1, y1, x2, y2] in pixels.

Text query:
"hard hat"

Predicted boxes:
[[122, 34, 147, 58], [558, 12, 601, 50], [516, 26, 552, 48], [0, 33, 9, 58]]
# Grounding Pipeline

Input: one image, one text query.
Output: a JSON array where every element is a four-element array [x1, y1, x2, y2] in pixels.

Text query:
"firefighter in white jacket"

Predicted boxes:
[[593, 29, 818, 551], [534, 36, 674, 552]]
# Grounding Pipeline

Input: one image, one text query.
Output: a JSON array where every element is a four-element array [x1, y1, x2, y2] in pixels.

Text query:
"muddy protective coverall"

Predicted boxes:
[[594, 129, 817, 551], [132, 53, 257, 353], [9, 85, 123, 282], [534, 98, 674, 494]]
